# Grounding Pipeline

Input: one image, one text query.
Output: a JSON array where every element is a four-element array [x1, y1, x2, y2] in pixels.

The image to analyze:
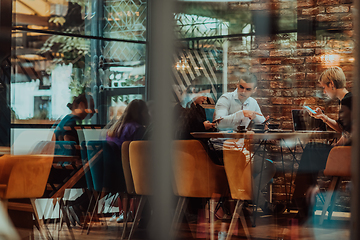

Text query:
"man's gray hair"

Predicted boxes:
[[238, 72, 257, 87]]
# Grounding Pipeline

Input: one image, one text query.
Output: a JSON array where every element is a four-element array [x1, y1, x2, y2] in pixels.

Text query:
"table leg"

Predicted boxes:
[[252, 140, 267, 227]]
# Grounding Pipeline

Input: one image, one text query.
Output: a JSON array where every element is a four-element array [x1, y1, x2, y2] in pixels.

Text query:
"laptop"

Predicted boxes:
[[291, 109, 327, 131]]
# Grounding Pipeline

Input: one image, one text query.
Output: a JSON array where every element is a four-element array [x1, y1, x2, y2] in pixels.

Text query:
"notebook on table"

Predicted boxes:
[[291, 109, 327, 131]]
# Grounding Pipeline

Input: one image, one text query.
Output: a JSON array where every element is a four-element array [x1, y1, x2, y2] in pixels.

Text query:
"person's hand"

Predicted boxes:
[[264, 115, 270, 130], [308, 107, 325, 119], [203, 120, 215, 130], [193, 96, 207, 105], [242, 110, 263, 120]]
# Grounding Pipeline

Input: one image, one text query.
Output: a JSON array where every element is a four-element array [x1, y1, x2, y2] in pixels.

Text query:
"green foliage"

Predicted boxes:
[[68, 68, 92, 95], [38, 35, 89, 68]]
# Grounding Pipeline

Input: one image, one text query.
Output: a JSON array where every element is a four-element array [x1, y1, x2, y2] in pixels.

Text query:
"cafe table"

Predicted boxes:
[[191, 130, 341, 226]]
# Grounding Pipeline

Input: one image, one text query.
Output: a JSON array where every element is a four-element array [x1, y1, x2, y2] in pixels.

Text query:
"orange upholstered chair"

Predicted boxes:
[[0, 154, 54, 239], [120, 141, 136, 239], [126, 140, 153, 240], [222, 139, 252, 240], [172, 140, 229, 240], [319, 146, 351, 225]]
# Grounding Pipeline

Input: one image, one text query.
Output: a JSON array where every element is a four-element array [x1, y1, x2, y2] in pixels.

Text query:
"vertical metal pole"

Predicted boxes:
[[222, 27, 228, 94], [0, 0, 12, 146], [148, 0, 175, 239], [350, 0, 360, 238]]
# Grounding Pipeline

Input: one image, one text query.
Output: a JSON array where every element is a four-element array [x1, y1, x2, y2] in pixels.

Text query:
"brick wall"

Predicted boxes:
[[226, 0, 354, 203]]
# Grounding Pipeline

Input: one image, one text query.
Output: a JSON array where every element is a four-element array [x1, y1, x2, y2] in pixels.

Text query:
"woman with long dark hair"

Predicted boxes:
[[106, 99, 149, 150], [106, 99, 149, 223]]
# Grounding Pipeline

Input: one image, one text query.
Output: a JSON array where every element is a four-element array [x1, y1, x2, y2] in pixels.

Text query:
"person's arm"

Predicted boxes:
[[310, 108, 342, 132], [64, 134, 78, 142], [251, 101, 266, 123], [215, 95, 244, 129], [215, 96, 264, 129]]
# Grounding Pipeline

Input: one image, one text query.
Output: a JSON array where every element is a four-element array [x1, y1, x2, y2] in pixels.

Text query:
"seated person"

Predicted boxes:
[[53, 93, 95, 146], [175, 96, 215, 139], [50, 93, 95, 225], [215, 72, 265, 131], [106, 99, 149, 149], [213, 72, 281, 214], [293, 66, 352, 223], [106, 99, 150, 223]]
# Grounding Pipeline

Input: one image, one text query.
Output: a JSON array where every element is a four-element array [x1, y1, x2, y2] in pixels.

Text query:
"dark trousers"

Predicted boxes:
[[293, 142, 333, 210]]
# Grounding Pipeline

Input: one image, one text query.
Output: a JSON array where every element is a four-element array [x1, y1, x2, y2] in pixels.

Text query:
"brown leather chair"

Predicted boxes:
[[126, 140, 153, 240], [222, 139, 252, 240], [120, 141, 136, 239], [319, 146, 351, 225], [0, 154, 54, 239], [128, 140, 229, 240], [172, 140, 229, 240]]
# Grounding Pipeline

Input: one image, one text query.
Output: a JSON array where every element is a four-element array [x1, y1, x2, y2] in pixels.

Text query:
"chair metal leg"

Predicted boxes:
[[120, 194, 130, 240], [328, 178, 341, 220], [87, 192, 101, 234], [239, 207, 251, 240], [319, 177, 338, 225], [226, 200, 243, 240], [81, 192, 94, 233], [30, 199, 53, 240], [210, 198, 215, 240], [127, 196, 146, 240], [57, 199, 75, 240]]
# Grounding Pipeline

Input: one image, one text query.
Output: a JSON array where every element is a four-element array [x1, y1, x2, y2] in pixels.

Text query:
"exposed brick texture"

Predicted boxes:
[[220, 0, 354, 206]]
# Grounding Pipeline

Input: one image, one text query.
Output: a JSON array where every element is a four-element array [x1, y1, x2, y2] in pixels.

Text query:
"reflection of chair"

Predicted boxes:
[[172, 140, 229, 240], [32, 140, 83, 230], [0, 154, 54, 239], [319, 146, 351, 225], [86, 141, 127, 234], [223, 140, 252, 240]]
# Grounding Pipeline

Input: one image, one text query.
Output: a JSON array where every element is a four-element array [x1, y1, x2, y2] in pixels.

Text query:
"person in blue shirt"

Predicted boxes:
[[53, 93, 95, 145]]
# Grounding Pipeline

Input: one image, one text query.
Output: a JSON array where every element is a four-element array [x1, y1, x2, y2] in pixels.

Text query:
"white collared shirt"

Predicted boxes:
[[215, 89, 265, 130]]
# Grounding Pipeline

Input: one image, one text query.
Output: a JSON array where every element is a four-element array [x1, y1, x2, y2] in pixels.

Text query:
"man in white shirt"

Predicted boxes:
[[212, 73, 283, 216], [215, 73, 266, 130]]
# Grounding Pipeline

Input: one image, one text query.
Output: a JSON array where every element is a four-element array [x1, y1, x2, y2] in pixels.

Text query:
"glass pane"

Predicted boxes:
[[108, 94, 144, 122], [175, 1, 297, 38], [172, 1, 354, 239], [103, 0, 147, 41], [102, 40, 146, 88], [13, 0, 147, 41], [11, 30, 93, 124], [11, 30, 147, 125]]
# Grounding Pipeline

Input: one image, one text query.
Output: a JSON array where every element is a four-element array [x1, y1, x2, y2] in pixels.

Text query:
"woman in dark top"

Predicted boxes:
[[175, 95, 215, 140], [293, 66, 352, 223], [106, 99, 149, 149], [106, 99, 149, 223]]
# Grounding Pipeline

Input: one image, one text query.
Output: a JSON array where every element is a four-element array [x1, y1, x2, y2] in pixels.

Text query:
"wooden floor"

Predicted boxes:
[[16, 210, 350, 240]]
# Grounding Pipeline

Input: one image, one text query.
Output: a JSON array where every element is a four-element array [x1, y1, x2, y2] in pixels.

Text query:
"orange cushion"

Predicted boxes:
[[323, 146, 351, 177]]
